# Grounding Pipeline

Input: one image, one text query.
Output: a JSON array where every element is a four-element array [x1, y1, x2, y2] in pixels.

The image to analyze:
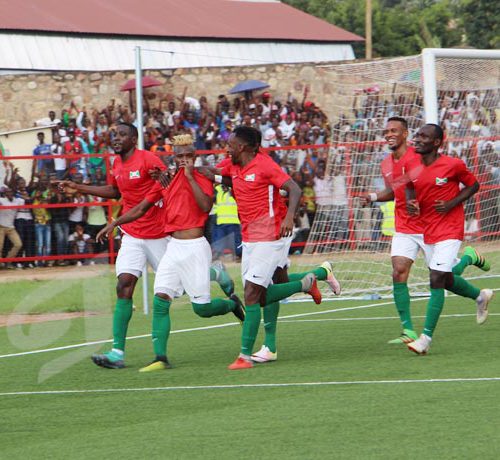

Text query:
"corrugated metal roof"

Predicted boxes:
[[0, 33, 355, 72], [0, 0, 364, 42]]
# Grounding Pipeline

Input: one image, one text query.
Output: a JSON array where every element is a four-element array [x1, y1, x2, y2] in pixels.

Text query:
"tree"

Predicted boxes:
[[460, 0, 499, 49], [282, 0, 495, 57]]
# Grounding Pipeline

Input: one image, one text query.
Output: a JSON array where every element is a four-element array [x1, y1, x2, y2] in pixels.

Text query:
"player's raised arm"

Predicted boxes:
[[96, 198, 154, 242]]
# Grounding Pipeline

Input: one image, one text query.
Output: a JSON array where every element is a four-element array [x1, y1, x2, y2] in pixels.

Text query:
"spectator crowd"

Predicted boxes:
[[0, 84, 498, 268]]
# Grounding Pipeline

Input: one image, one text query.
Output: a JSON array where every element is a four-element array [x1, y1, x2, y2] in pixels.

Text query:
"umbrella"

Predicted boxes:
[[120, 76, 162, 92], [229, 79, 269, 94]]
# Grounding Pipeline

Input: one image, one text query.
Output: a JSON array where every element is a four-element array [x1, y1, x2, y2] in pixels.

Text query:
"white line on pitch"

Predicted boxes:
[[281, 313, 500, 323], [0, 299, 402, 359], [1, 377, 500, 397]]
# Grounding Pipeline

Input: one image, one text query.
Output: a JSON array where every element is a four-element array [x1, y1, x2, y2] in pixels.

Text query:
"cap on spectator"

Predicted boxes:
[[249, 103, 257, 109], [262, 92, 271, 99], [304, 101, 314, 108]]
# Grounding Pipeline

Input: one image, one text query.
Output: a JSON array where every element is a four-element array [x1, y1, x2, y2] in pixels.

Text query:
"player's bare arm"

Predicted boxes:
[[96, 199, 153, 242], [57, 180, 121, 199], [183, 158, 212, 212], [361, 187, 395, 206], [148, 167, 173, 188], [197, 166, 233, 187], [434, 181, 479, 214], [280, 178, 302, 237]]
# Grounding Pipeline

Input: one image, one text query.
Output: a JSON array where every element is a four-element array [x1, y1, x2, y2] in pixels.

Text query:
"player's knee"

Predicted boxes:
[[429, 270, 446, 289], [392, 267, 409, 283], [116, 275, 137, 298], [192, 303, 211, 318]]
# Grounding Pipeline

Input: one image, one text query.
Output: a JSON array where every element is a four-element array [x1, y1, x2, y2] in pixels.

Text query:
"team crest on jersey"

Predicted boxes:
[[435, 177, 448, 186], [129, 170, 141, 179], [244, 174, 256, 182]]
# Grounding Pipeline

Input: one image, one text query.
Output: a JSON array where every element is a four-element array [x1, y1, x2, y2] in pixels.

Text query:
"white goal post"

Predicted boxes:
[[423, 48, 500, 124]]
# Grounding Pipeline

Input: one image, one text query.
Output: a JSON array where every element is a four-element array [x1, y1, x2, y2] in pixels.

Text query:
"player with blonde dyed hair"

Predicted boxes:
[[97, 133, 244, 371]]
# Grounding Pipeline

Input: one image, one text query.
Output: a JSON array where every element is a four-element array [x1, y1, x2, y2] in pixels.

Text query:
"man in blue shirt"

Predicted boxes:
[[33, 132, 53, 175]]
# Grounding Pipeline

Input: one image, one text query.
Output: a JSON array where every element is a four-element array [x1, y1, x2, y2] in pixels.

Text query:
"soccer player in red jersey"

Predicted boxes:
[[96, 134, 244, 371], [363, 117, 491, 345], [216, 126, 322, 370], [406, 123, 493, 354], [59, 123, 170, 368]]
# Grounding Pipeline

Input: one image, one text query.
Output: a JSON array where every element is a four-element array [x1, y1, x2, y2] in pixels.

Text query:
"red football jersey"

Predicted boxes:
[[145, 169, 214, 234], [408, 155, 477, 244], [110, 149, 167, 239], [220, 153, 290, 242], [380, 146, 424, 234]]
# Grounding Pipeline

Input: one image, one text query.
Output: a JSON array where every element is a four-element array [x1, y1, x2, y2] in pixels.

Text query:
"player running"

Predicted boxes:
[[96, 134, 244, 371], [59, 125, 233, 369], [211, 126, 324, 370], [406, 123, 493, 354], [363, 117, 492, 345]]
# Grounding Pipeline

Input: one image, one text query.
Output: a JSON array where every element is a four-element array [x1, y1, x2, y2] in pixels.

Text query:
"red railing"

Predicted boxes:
[[1, 137, 498, 263]]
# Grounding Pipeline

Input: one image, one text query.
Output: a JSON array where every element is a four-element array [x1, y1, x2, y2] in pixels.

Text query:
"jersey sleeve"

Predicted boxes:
[[145, 152, 167, 171], [455, 159, 477, 187], [144, 181, 164, 204], [219, 159, 232, 176], [265, 158, 291, 189], [196, 173, 215, 197]]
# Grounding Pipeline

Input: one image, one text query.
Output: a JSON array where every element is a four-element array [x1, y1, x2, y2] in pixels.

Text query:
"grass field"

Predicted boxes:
[[1, 266, 500, 459]]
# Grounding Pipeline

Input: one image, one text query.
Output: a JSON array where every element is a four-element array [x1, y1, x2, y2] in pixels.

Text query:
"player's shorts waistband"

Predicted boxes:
[[170, 236, 207, 245]]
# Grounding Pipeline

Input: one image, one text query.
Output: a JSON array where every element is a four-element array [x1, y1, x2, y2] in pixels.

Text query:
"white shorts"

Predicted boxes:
[[391, 233, 425, 261], [115, 234, 169, 278], [154, 236, 212, 303], [241, 236, 293, 288], [423, 239, 462, 272]]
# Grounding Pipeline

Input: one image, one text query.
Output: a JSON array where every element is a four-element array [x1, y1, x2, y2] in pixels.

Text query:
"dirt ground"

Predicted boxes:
[[0, 311, 100, 327]]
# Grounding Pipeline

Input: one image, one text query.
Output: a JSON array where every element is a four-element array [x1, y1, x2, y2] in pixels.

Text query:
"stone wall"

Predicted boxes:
[[0, 62, 340, 132]]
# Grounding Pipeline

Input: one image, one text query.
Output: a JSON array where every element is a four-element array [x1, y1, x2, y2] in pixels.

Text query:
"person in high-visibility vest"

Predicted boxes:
[[212, 184, 242, 260], [380, 200, 395, 236]]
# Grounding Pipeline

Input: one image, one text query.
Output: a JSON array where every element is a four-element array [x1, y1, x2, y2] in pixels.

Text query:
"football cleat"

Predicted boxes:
[[228, 356, 253, 370], [211, 260, 235, 297], [321, 261, 341, 295], [407, 334, 432, 355], [302, 273, 322, 304], [387, 329, 418, 344], [91, 350, 125, 369], [251, 345, 277, 363], [139, 356, 172, 372], [463, 246, 490, 272], [230, 293, 245, 323], [476, 289, 494, 325]]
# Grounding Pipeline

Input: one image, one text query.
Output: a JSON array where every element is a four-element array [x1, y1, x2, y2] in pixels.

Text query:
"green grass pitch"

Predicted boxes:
[[0, 268, 499, 459]]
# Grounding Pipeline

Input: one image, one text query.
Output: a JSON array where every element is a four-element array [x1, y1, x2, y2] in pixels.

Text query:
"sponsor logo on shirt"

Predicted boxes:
[[129, 170, 141, 179], [244, 174, 256, 182], [435, 177, 448, 186]]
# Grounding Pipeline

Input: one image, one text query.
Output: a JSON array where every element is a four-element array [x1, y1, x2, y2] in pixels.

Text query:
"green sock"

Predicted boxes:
[[452, 255, 472, 276], [447, 275, 480, 300], [393, 282, 413, 330], [152, 296, 171, 357], [266, 281, 303, 304], [241, 304, 261, 355], [112, 298, 133, 351], [192, 298, 235, 318], [263, 302, 280, 353], [288, 267, 327, 282], [209, 267, 216, 281], [423, 288, 445, 338]]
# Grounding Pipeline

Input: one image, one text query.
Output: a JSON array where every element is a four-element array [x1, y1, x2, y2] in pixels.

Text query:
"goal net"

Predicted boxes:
[[293, 51, 500, 300]]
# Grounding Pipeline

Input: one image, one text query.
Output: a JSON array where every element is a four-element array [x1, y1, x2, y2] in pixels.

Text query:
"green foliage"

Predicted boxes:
[[460, 0, 499, 49], [282, 0, 496, 57]]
